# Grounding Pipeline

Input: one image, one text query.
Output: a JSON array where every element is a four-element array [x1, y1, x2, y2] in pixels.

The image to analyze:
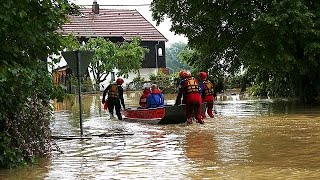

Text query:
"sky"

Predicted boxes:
[[72, 0, 188, 46]]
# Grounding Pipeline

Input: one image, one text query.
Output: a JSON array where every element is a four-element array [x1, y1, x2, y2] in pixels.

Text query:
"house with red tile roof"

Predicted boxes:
[[57, 1, 168, 91]]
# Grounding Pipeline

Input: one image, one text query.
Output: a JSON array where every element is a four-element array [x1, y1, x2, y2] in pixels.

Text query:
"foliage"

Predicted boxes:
[[149, 72, 178, 93], [0, 61, 54, 168], [66, 75, 93, 93], [66, 37, 149, 90], [166, 42, 191, 73], [117, 37, 149, 77], [178, 47, 226, 94], [224, 74, 242, 90], [81, 37, 117, 88], [0, 0, 78, 63], [179, 48, 225, 81], [151, 0, 320, 103], [126, 72, 178, 93], [126, 75, 146, 91], [82, 77, 94, 92], [0, 0, 78, 168]]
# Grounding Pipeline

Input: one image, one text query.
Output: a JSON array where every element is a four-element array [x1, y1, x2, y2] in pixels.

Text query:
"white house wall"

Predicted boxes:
[[53, 55, 158, 91], [98, 68, 158, 91]]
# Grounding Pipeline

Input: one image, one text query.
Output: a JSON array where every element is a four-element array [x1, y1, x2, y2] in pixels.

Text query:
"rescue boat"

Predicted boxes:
[[122, 103, 207, 124]]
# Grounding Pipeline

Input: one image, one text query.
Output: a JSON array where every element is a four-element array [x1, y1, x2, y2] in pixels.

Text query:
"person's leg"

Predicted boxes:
[[193, 101, 203, 124], [207, 100, 214, 118], [186, 94, 203, 124], [108, 99, 115, 118], [114, 101, 122, 120], [185, 102, 193, 123], [201, 98, 207, 119]]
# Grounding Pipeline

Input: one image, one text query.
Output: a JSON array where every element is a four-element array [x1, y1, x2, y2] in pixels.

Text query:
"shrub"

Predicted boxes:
[[0, 62, 53, 168]]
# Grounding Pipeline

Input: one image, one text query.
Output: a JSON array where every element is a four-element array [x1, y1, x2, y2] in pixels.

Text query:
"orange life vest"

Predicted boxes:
[[108, 84, 119, 98], [183, 77, 200, 95], [203, 80, 214, 96]]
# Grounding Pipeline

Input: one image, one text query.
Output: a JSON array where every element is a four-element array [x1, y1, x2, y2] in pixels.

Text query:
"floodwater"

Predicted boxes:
[[1, 92, 320, 179]]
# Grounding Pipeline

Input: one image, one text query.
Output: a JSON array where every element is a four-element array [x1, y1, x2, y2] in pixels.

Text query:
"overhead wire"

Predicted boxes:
[[78, 4, 151, 7]]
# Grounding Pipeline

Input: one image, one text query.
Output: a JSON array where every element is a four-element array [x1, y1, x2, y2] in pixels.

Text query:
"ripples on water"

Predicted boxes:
[[1, 93, 320, 179]]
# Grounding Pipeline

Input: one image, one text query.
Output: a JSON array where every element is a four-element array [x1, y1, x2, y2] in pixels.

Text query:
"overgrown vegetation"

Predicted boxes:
[[151, 0, 320, 103], [126, 72, 179, 93], [149, 72, 179, 93], [0, 0, 78, 168], [65, 36, 149, 90], [166, 42, 191, 73]]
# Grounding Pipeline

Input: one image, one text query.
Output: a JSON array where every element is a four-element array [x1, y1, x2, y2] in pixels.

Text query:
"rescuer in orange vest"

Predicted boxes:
[[199, 72, 215, 118], [175, 70, 203, 124], [102, 78, 125, 120]]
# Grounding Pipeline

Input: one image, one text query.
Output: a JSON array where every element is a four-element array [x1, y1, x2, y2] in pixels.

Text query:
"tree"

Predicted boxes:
[[0, 0, 78, 168], [166, 42, 190, 73], [179, 48, 227, 93], [116, 37, 149, 77], [72, 37, 148, 90], [151, 0, 320, 103]]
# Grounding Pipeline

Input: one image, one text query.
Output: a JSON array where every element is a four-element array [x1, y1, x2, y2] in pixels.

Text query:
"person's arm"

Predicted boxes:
[[118, 86, 125, 109], [139, 96, 143, 106], [102, 85, 110, 104], [160, 93, 165, 106], [175, 88, 183, 105], [175, 80, 184, 105], [199, 82, 204, 96]]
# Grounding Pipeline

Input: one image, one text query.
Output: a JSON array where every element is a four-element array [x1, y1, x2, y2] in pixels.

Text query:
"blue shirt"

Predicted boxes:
[[147, 90, 164, 108]]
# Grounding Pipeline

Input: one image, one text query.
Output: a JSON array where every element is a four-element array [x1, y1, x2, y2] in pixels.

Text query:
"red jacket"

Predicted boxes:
[[139, 89, 150, 108]]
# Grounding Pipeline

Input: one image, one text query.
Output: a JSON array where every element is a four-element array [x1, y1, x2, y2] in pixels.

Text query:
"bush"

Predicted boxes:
[[0, 0, 78, 168], [126, 75, 146, 91], [0, 62, 53, 168], [149, 72, 178, 94]]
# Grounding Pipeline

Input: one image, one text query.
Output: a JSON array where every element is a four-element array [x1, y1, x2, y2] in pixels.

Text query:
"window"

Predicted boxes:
[[111, 72, 115, 82], [158, 47, 163, 56]]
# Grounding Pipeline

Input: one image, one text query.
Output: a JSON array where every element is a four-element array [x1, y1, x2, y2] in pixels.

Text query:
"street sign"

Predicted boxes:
[[61, 50, 94, 136], [61, 51, 94, 77]]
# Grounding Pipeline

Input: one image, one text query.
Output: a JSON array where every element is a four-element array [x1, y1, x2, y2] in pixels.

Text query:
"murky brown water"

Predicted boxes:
[[1, 92, 320, 179]]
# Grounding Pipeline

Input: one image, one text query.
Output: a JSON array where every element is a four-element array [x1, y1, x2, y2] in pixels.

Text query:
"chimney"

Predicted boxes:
[[92, 0, 99, 14]]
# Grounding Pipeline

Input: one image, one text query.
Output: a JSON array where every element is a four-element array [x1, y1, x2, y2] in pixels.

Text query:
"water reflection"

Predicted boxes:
[[1, 92, 320, 179], [248, 115, 320, 168]]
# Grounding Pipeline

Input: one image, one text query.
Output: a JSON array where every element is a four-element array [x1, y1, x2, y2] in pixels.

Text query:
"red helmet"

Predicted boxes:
[[116, 78, 124, 85], [185, 71, 191, 77], [199, 72, 208, 80], [179, 70, 188, 79]]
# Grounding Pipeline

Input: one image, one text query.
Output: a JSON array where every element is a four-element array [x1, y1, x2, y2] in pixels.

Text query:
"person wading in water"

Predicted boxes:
[[175, 70, 203, 124], [199, 71, 215, 119], [102, 78, 125, 120]]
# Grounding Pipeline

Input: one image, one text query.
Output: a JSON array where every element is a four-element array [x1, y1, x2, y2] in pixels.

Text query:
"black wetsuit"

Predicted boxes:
[[102, 84, 125, 120]]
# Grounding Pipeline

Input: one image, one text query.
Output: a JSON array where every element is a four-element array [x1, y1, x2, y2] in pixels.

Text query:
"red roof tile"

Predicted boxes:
[[60, 8, 167, 42]]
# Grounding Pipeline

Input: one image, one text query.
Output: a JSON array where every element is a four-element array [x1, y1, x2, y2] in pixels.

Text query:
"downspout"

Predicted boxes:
[[155, 41, 160, 74]]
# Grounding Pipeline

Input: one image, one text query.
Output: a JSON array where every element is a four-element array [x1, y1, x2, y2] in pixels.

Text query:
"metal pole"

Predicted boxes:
[[155, 41, 159, 74], [76, 50, 83, 136]]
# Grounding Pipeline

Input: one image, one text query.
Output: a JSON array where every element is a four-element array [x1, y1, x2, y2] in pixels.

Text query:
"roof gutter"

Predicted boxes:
[[155, 41, 160, 74]]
